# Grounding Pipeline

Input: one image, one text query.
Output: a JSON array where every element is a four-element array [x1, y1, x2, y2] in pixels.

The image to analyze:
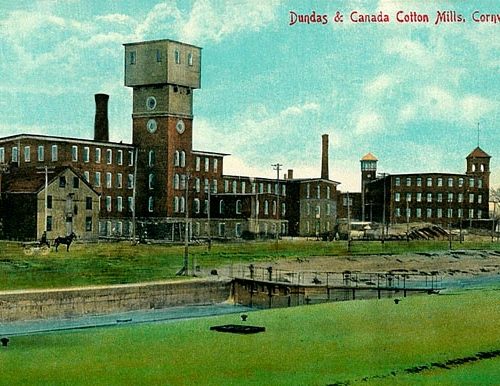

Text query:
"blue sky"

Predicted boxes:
[[0, 0, 498, 191]]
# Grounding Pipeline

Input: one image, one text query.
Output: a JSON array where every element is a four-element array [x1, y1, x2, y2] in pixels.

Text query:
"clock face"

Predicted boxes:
[[146, 96, 157, 110], [176, 119, 185, 134], [147, 119, 157, 133]]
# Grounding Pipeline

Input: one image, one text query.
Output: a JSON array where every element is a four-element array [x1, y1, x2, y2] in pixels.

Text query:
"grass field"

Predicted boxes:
[[1, 239, 499, 290], [1, 287, 499, 385]]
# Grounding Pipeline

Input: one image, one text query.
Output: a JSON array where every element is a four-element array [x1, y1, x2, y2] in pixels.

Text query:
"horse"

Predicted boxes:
[[54, 232, 77, 252]]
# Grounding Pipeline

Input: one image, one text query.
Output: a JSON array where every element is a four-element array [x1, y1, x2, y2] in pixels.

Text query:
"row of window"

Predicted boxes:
[[104, 196, 134, 213], [0, 146, 134, 166], [129, 49, 194, 66], [195, 156, 218, 173], [223, 180, 287, 196], [304, 202, 333, 217], [394, 176, 483, 189], [46, 216, 93, 232], [394, 208, 482, 219], [306, 184, 331, 199], [82, 172, 134, 190], [45, 196, 94, 211], [394, 192, 483, 204], [304, 220, 333, 234]]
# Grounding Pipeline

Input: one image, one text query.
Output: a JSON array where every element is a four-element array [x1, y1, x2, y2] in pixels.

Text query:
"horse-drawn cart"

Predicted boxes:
[[23, 241, 51, 256]]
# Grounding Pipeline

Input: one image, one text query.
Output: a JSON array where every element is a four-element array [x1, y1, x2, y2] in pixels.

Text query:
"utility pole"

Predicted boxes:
[[272, 163, 282, 242], [183, 172, 191, 276], [132, 147, 138, 244], [378, 173, 389, 244], [207, 181, 211, 251], [347, 191, 351, 253]]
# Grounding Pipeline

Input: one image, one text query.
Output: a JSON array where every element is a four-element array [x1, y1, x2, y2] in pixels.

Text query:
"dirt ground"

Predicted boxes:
[[268, 250, 500, 278]]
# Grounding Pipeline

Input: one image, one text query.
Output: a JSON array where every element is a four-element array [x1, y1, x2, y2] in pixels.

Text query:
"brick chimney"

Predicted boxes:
[[321, 134, 329, 180], [287, 169, 294, 180], [94, 94, 109, 142]]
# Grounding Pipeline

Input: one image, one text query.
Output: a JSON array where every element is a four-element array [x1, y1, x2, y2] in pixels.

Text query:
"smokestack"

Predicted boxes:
[[321, 134, 329, 180], [287, 169, 294, 180], [94, 94, 109, 142]]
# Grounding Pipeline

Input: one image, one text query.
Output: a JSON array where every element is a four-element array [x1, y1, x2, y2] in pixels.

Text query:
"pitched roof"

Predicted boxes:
[[361, 152, 378, 161], [467, 147, 490, 159]]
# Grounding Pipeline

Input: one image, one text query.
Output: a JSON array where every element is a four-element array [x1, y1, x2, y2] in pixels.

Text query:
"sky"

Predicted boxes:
[[0, 0, 498, 191]]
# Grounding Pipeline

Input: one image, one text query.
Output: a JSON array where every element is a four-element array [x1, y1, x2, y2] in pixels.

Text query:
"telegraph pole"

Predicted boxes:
[[347, 191, 352, 253], [36, 166, 55, 235], [272, 163, 282, 242]]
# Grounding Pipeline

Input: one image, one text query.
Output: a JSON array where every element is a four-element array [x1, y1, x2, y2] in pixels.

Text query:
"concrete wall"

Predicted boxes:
[[0, 279, 231, 322]]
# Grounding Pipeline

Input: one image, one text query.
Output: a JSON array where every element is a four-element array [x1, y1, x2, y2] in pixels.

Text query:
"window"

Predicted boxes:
[[437, 208, 442, 218], [395, 208, 401, 217], [180, 196, 185, 213], [218, 223, 225, 237], [194, 198, 200, 214], [127, 174, 134, 189], [273, 201, 277, 216], [174, 151, 180, 166], [213, 159, 218, 172], [437, 178, 443, 187], [232, 180, 237, 194], [416, 193, 422, 202], [106, 149, 112, 164], [241, 181, 246, 193], [71, 146, 78, 162], [95, 148, 101, 163], [204, 200, 209, 214], [267, 183, 272, 194], [195, 178, 200, 193], [458, 209, 463, 218], [469, 178, 475, 188], [427, 193, 432, 202], [0, 147, 4, 163], [406, 207, 411, 218], [458, 193, 463, 203], [447, 208, 453, 218], [212, 180, 217, 194], [180, 174, 186, 190], [235, 223, 242, 237], [95, 172, 101, 187], [51, 145, 58, 161], [73, 177, 79, 189], [437, 193, 442, 203], [478, 210, 482, 219], [148, 173, 155, 190], [395, 177, 400, 186], [156, 49, 162, 62], [148, 197, 154, 212], [478, 195, 482, 204], [86, 197, 92, 210], [235, 200, 242, 214], [188, 52, 193, 66], [264, 200, 269, 215], [204, 157, 209, 172], [117, 150, 123, 165], [282, 203, 286, 216], [106, 172, 112, 188], [83, 147, 89, 163], [469, 193, 474, 203], [427, 208, 432, 218], [282, 185, 286, 196], [448, 177, 453, 187], [38, 146, 44, 162], [47, 195, 53, 209], [204, 178, 209, 193], [326, 186, 330, 199], [106, 196, 112, 212], [128, 150, 134, 166], [469, 209, 474, 219], [59, 176, 66, 188], [406, 193, 411, 202], [174, 174, 180, 189], [219, 200, 225, 215], [306, 184, 310, 198], [395, 192, 400, 202], [174, 197, 179, 213], [195, 157, 200, 171], [47, 216, 53, 231], [174, 49, 180, 64], [24, 146, 30, 162], [12, 146, 18, 163], [426, 177, 432, 187], [316, 185, 321, 199], [84, 171, 89, 182], [406, 177, 411, 187], [447, 193, 453, 202], [117, 196, 123, 212], [416, 208, 422, 218], [180, 151, 186, 167], [85, 217, 92, 232], [478, 179, 483, 188], [128, 197, 134, 212], [117, 173, 122, 189], [458, 177, 464, 187], [416, 177, 422, 187], [224, 180, 229, 193], [259, 183, 264, 194], [129, 51, 136, 65]]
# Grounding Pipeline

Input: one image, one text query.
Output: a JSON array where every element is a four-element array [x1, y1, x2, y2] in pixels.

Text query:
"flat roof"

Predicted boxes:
[[123, 39, 202, 50], [0, 134, 134, 149]]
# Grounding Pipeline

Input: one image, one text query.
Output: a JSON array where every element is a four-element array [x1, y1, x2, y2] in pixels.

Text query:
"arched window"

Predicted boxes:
[[272, 200, 277, 215], [148, 197, 154, 212], [174, 174, 180, 189], [148, 173, 155, 190], [174, 151, 180, 166], [236, 200, 242, 214], [180, 174, 186, 190], [174, 197, 179, 213], [180, 151, 186, 167], [175, 49, 180, 64], [281, 203, 286, 216], [194, 198, 200, 214], [180, 196, 185, 213], [264, 200, 269, 215], [148, 150, 155, 166], [232, 180, 237, 193], [219, 200, 225, 215]]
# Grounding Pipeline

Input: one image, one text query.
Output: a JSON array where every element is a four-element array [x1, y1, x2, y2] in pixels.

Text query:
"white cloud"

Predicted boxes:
[[363, 74, 394, 97], [354, 111, 385, 135]]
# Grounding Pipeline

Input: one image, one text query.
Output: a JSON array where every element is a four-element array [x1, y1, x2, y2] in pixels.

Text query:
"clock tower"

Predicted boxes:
[[124, 39, 201, 218]]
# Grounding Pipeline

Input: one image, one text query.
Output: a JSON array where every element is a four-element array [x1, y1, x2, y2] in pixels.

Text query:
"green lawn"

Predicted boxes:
[[1, 288, 499, 385], [1, 239, 499, 290]]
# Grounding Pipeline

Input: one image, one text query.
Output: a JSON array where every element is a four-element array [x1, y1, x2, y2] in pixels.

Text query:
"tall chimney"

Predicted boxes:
[[94, 93, 109, 142], [321, 134, 329, 180]]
